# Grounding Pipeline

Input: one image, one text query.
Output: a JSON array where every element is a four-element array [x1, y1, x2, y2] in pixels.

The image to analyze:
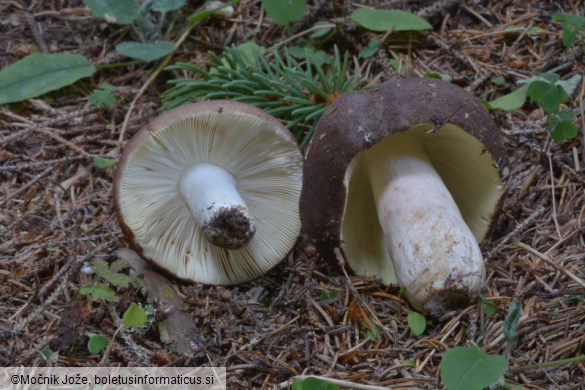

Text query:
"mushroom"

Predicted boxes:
[[114, 100, 303, 285], [300, 78, 508, 315]]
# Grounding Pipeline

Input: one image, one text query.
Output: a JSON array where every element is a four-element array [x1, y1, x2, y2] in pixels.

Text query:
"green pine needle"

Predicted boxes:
[[162, 45, 375, 146]]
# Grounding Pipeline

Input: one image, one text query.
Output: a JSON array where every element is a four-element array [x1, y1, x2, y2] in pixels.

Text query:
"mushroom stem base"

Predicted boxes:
[[179, 163, 255, 249]]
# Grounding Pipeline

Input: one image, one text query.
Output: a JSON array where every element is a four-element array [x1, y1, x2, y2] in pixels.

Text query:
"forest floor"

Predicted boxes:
[[0, 0, 584, 389]]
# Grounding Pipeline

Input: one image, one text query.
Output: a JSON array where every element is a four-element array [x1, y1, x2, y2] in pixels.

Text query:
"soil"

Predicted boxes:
[[1, 0, 584, 388]]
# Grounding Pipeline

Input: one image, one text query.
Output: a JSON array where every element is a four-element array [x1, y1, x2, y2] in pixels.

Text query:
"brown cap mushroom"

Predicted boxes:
[[114, 100, 303, 285], [300, 78, 508, 315]]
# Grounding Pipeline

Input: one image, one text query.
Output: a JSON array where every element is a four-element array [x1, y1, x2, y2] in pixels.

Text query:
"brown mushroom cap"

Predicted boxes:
[[114, 100, 303, 285], [300, 78, 508, 302]]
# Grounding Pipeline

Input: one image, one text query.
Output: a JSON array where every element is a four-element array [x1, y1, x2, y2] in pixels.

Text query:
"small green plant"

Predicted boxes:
[[88, 83, 117, 107], [262, 0, 306, 26], [360, 314, 382, 341], [162, 44, 374, 145], [87, 334, 109, 355], [83, 0, 186, 62], [319, 288, 338, 301], [0, 2, 232, 106], [439, 300, 524, 389], [552, 13, 585, 47], [292, 377, 340, 390], [93, 156, 118, 170], [487, 72, 581, 142], [478, 293, 496, 319], [79, 259, 142, 302], [86, 304, 148, 355], [440, 344, 508, 390], [406, 311, 426, 336]]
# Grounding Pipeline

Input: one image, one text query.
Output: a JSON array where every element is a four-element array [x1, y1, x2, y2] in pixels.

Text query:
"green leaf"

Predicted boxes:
[[87, 335, 109, 355], [407, 312, 426, 336], [0, 54, 96, 105], [292, 377, 340, 390], [351, 8, 432, 32], [486, 84, 528, 111], [528, 80, 561, 113], [262, 0, 306, 26], [123, 303, 147, 328], [552, 121, 579, 142], [88, 88, 116, 107], [440, 346, 507, 390], [83, 0, 139, 24], [425, 72, 452, 82], [116, 41, 176, 62], [319, 289, 338, 301], [478, 294, 496, 318], [310, 21, 334, 39], [491, 76, 506, 86], [552, 13, 585, 47], [527, 26, 546, 37], [358, 39, 380, 59], [93, 156, 118, 170], [547, 108, 576, 131], [41, 348, 53, 359], [405, 358, 416, 366], [504, 299, 522, 344], [151, 0, 186, 12], [79, 283, 119, 302]]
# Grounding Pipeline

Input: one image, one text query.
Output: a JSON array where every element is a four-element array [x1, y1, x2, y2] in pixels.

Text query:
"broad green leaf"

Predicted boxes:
[[351, 8, 432, 32], [93, 156, 118, 170], [528, 80, 561, 113], [486, 84, 528, 111], [79, 283, 119, 302], [504, 299, 522, 344], [557, 74, 582, 97], [87, 335, 109, 354], [0, 54, 95, 105], [552, 121, 579, 142], [407, 312, 426, 336], [152, 0, 186, 12], [123, 303, 147, 328], [83, 0, 139, 24], [262, 0, 306, 26], [116, 41, 176, 62], [440, 346, 507, 390], [292, 377, 340, 390]]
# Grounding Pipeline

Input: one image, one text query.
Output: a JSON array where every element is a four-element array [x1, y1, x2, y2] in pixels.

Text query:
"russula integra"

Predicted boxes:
[[114, 100, 303, 285], [300, 78, 508, 315]]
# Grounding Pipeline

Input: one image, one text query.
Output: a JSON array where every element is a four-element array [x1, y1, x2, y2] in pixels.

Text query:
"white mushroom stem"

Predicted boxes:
[[179, 163, 255, 249], [365, 135, 485, 311]]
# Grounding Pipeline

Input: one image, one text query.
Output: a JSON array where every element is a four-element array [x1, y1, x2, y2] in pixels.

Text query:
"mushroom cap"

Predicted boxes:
[[114, 100, 303, 285], [300, 78, 508, 284]]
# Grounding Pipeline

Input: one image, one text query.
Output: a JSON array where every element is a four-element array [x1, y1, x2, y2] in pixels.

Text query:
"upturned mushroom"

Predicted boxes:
[[300, 78, 508, 315], [114, 100, 303, 285]]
